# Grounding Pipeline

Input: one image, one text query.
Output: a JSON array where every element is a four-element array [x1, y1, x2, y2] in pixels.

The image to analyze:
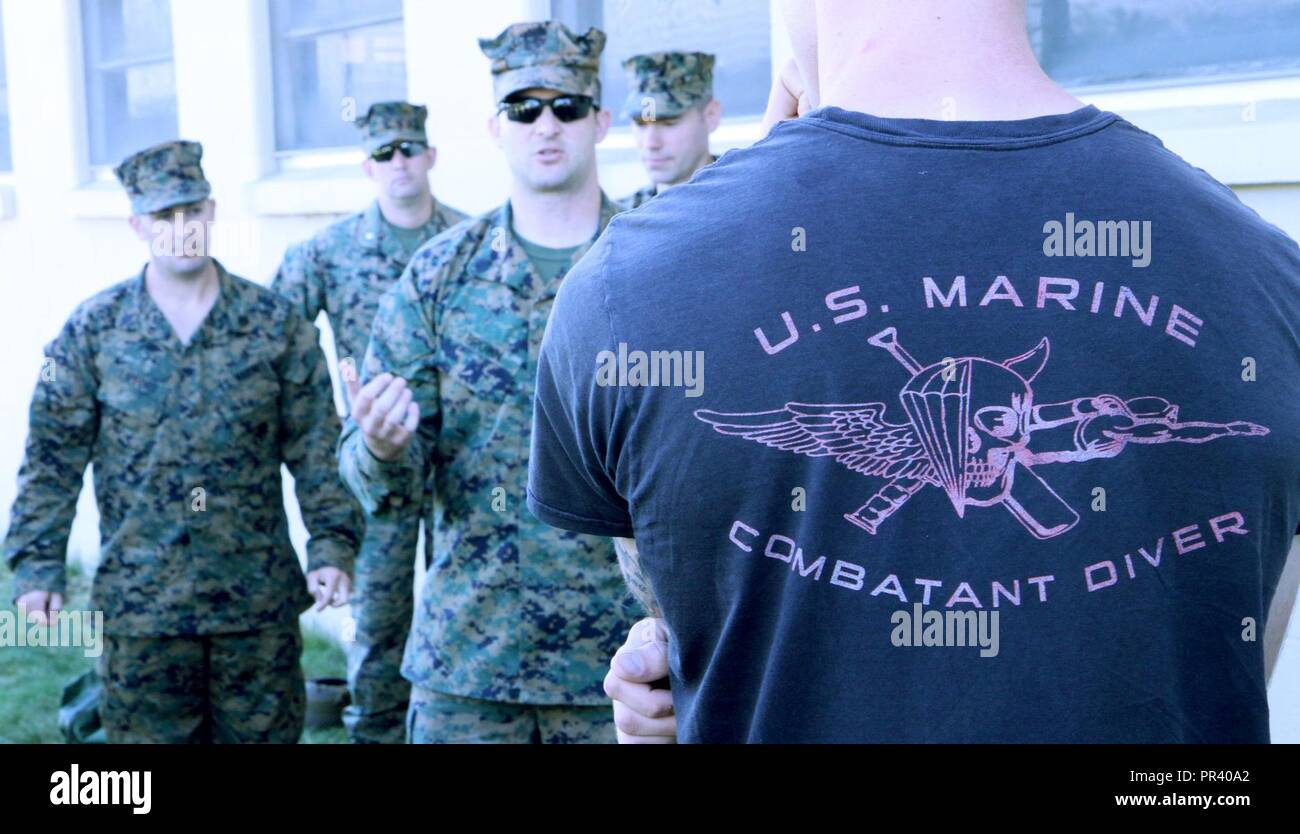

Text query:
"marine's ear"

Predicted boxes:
[[594, 105, 612, 143], [127, 213, 150, 240], [703, 98, 722, 132]]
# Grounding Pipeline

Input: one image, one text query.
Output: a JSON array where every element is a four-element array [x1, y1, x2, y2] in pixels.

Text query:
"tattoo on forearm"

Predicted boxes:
[[613, 537, 662, 618]]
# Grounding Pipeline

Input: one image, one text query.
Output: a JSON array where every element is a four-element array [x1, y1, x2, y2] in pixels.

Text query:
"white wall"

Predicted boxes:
[[0, 0, 1296, 738]]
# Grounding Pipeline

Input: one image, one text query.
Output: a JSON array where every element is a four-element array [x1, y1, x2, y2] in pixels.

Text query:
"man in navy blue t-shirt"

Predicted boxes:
[[528, 0, 1300, 742]]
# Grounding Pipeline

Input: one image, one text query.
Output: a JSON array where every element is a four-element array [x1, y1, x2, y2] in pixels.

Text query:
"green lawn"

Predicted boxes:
[[0, 560, 348, 744]]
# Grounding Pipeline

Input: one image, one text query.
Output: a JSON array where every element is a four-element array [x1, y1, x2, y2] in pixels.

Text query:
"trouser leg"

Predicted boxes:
[[99, 634, 208, 744], [207, 626, 305, 744], [405, 686, 539, 744], [343, 515, 418, 744]]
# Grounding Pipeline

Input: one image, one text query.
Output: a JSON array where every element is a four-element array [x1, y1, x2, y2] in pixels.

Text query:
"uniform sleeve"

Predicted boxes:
[[278, 315, 363, 574], [527, 234, 635, 538], [270, 239, 327, 324], [337, 259, 438, 519], [3, 318, 100, 601]]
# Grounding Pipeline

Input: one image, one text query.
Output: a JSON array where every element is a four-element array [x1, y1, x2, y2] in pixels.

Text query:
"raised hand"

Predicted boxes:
[[346, 372, 420, 462]]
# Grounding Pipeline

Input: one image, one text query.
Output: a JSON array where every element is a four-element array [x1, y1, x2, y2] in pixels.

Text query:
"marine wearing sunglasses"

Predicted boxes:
[[497, 94, 598, 123], [370, 140, 430, 163]]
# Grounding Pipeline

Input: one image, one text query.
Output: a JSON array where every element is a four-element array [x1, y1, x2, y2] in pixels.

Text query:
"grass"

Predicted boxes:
[[0, 560, 349, 744]]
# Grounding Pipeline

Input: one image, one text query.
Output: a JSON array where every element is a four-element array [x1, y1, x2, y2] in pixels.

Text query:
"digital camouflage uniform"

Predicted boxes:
[[3, 140, 362, 743], [619, 51, 718, 209], [272, 101, 466, 744], [338, 22, 639, 744]]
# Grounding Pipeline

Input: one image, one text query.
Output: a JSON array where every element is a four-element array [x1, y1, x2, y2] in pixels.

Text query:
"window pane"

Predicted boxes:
[[281, 0, 403, 32], [1032, 0, 1300, 89], [93, 0, 174, 64], [554, 0, 771, 126], [82, 0, 178, 166], [271, 1, 406, 151], [0, 1, 11, 172]]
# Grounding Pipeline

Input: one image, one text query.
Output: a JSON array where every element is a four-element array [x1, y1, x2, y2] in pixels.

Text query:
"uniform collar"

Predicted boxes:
[[206, 261, 258, 337], [470, 193, 620, 297], [122, 259, 255, 347], [358, 199, 448, 264]]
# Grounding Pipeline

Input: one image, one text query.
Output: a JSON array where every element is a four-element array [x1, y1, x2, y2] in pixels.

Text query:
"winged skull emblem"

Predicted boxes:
[[695, 327, 1268, 540]]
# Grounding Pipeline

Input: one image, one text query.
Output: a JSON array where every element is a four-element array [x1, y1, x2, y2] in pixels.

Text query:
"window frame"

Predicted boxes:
[[79, 0, 179, 169], [1024, 1, 1300, 188], [0, 0, 11, 174], [268, 0, 406, 156], [1030, 0, 1300, 95]]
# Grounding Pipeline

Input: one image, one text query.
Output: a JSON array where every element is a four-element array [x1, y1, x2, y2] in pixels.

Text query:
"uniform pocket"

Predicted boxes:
[[101, 362, 169, 429], [218, 358, 282, 430], [436, 280, 527, 406], [439, 339, 519, 405]]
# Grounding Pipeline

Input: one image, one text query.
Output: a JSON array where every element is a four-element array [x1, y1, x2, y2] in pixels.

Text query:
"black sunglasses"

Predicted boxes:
[[371, 140, 428, 162], [498, 95, 596, 124]]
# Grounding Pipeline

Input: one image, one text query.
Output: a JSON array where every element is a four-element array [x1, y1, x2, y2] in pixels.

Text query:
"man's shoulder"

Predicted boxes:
[[618, 186, 656, 210], [225, 268, 311, 335], [434, 200, 471, 228], [405, 209, 497, 292], [597, 148, 759, 274], [61, 275, 142, 340], [296, 208, 370, 260], [425, 207, 496, 250], [1091, 118, 1300, 259]]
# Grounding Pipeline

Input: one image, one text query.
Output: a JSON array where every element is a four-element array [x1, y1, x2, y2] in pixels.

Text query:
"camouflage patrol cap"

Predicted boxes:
[[621, 51, 715, 121], [113, 140, 212, 215], [356, 101, 429, 155], [479, 21, 606, 103]]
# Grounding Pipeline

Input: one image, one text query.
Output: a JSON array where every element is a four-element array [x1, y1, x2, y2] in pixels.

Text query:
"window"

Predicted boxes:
[[270, 0, 407, 152], [1030, 0, 1300, 90], [0, 2, 11, 172], [81, 0, 179, 167], [552, 0, 771, 126]]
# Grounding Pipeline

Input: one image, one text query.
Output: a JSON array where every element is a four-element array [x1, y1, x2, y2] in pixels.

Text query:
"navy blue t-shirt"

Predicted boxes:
[[528, 105, 1300, 743]]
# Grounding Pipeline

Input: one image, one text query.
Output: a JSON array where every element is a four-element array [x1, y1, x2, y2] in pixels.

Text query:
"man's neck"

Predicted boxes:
[[145, 257, 219, 344], [145, 257, 218, 304], [814, 0, 1084, 121], [378, 191, 435, 229], [510, 173, 603, 248]]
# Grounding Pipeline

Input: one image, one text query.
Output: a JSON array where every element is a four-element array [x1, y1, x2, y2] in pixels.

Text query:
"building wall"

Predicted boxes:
[[0, 0, 1297, 738]]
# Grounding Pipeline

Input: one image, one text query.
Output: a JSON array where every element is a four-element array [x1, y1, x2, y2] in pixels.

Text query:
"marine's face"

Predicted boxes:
[[633, 100, 718, 186], [363, 141, 436, 202], [131, 198, 215, 276], [488, 87, 611, 193]]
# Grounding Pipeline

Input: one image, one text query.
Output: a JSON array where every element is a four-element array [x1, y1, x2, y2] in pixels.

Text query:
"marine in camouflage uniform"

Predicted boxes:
[[619, 51, 720, 209], [338, 21, 639, 744], [3, 140, 362, 743], [272, 101, 466, 744]]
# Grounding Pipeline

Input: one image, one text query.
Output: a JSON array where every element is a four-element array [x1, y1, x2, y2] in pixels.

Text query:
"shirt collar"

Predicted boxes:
[[359, 199, 448, 263], [470, 194, 621, 297], [121, 259, 254, 347]]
